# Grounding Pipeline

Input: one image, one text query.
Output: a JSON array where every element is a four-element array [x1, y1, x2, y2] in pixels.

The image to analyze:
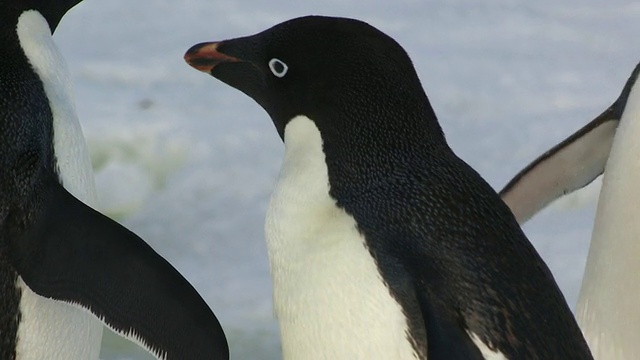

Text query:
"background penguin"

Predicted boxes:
[[499, 62, 640, 360], [1, 1, 228, 359], [184, 16, 593, 359]]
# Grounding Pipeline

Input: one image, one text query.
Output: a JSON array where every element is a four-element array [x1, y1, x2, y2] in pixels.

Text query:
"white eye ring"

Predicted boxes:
[[269, 58, 288, 78]]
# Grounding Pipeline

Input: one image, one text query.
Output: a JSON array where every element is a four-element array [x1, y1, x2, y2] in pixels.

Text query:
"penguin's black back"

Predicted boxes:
[[305, 41, 591, 353], [331, 144, 590, 358]]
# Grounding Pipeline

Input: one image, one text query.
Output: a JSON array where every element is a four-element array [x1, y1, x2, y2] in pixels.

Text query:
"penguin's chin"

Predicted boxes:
[[211, 61, 267, 103]]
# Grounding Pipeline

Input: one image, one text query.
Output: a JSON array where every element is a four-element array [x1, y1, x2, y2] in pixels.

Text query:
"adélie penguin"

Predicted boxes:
[[1, 1, 228, 359], [500, 62, 640, 360], [184, 16, 593, 359]]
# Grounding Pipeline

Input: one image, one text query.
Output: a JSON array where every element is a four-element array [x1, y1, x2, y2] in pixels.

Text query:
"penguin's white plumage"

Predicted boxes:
[[576, 68, 640, 360], [17, 10, 97, 202], [16, 279, 102, 360], [266, 116, 419, 359], [467, 332, 507, 360]]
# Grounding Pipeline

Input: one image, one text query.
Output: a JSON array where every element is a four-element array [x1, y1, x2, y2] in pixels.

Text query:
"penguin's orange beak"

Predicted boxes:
[[184, 42, 239, 73]]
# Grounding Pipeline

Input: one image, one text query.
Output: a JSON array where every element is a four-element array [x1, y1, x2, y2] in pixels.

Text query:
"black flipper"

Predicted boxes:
[[7, 177, 229, 360], [499, 61, 640, 224], [414, 291, 484, 359]]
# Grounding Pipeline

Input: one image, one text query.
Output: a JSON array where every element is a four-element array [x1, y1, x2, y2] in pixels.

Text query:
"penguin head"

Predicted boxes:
[[0, 0, 82, 35], [184, 16, 436, 140]]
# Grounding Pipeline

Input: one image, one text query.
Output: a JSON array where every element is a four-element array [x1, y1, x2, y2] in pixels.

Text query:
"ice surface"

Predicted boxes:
[[49, 1, 640, 359]]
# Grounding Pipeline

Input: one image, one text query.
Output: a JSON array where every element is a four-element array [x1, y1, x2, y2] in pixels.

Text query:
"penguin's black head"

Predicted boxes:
[[0, 0, 82, 34], [185, 16, 437, 140]]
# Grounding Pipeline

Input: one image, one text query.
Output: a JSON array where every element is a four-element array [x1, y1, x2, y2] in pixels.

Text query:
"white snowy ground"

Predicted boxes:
[[51, 1, 639, 359]]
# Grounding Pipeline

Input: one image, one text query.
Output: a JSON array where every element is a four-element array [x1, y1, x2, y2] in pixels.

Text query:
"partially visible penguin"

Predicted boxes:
[[1, 1, 228, 359], [184, 16, 593, 359], [499, 62, 640, 360], [500, 62, 640, 224]]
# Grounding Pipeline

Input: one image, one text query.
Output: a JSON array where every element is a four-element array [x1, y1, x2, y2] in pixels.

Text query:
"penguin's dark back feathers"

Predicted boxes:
[[0, 52, 55, 210], [333, 148, 592, 358]]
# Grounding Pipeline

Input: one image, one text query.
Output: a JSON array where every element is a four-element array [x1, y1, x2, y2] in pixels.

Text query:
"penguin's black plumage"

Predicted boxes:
[[1, 1, 228, 359], [185, 16, 593, 359]]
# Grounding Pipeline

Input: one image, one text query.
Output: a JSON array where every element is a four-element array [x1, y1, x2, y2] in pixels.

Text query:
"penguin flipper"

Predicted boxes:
[[8, 177, 229, 360], [499, 114, 617, 224], [413, 290, 485, 360], [499, 61, 640, 224]]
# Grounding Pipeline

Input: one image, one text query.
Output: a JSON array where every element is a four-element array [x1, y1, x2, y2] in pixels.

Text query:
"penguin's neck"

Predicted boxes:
[[310, 95, 449, 201], [16, 10, 96, 205], [576, 78, 640, 359]]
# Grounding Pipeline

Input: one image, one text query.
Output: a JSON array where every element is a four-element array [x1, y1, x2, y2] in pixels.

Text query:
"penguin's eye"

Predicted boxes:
[[269, 58, 288, 78]]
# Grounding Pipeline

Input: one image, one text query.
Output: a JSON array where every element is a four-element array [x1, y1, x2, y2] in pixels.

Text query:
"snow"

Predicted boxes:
[[49, 1, 639, 359]]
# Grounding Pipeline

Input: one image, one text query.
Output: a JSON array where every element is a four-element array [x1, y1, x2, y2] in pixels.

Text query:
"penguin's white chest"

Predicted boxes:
[[14, 11, 102, 360], [15, 278, 102, 360], [265, 116, 419, 360], [576, 72, 640, 360], [17, 11, 96, 203]]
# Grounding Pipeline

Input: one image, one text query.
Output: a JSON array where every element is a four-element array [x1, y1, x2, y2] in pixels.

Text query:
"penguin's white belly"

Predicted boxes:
[[16, 279, 102, 360], [15, 11, 103, 359], [576, 70, 640, 360], [265, 116, 419, 360]]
